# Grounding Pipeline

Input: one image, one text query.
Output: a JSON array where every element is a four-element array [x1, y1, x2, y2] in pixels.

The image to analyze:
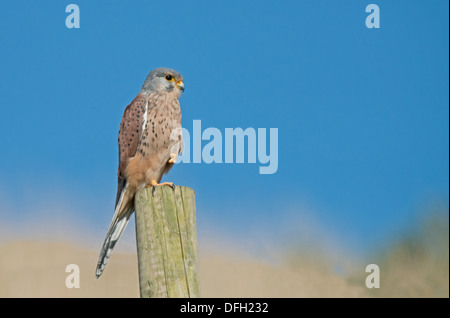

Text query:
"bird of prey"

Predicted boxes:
[[95, 67, 184, 278]]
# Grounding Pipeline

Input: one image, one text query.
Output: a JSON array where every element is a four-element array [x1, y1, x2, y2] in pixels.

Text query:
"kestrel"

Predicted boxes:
[[95, 67, 184, 278]]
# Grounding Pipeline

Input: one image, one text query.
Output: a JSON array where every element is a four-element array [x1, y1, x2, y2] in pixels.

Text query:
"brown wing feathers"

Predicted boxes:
[[116, 94, 147, 205]]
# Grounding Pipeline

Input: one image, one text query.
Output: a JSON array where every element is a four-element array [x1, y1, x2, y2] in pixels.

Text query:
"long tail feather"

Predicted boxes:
[[95, 183, 133, 279]]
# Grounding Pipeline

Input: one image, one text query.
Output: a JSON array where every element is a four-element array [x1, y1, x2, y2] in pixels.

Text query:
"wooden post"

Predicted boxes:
[[134, 185, 200, 298]]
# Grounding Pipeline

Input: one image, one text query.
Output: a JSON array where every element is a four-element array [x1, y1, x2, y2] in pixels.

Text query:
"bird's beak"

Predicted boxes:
[[176, 80, 185, 92]]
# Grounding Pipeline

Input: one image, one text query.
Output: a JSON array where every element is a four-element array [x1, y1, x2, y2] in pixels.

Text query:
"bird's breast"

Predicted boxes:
[[126, 94, 182, 187]]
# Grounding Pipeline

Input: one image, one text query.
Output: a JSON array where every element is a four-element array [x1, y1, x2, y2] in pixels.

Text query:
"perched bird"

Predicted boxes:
[[95, 67, 184, 278]]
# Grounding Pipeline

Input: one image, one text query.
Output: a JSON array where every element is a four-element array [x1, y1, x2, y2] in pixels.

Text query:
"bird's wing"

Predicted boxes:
[[96, 94, 149, 278], [115, 93, 148, 206]]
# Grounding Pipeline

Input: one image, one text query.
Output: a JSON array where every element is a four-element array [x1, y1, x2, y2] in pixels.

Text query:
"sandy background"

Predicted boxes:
[[0, 212, 447, 298], [0, 241, 363, 298]]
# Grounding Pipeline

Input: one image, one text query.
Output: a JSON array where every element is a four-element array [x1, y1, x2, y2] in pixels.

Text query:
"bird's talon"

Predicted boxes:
[[161, 182, 174, 188], [168, 153, 178, 164], [147, 180, 174, 192]]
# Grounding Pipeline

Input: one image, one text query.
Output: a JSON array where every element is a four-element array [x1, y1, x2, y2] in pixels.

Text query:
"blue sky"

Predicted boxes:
[[0, 1, 448, 254]]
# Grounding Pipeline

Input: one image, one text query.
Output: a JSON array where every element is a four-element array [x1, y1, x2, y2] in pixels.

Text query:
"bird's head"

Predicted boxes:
[[140, 67, 184, 97]]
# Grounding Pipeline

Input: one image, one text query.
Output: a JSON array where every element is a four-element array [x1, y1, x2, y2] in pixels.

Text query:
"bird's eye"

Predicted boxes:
[[165, 75, 174, 81]]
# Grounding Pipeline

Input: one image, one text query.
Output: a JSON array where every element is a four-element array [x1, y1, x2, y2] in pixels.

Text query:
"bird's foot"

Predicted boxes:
[[168, 153, 178, 164], [145, 180, 175, 195]]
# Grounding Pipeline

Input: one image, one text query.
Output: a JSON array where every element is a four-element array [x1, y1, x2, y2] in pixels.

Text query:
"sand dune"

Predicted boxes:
[[0, 213, 447, 297], [0, 241, 139, 298], [1, 236, 447, 298], [0, 240, 365, 298]]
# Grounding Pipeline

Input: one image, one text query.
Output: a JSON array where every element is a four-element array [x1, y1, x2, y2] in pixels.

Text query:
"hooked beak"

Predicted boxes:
[[176, 80, 184, 92]]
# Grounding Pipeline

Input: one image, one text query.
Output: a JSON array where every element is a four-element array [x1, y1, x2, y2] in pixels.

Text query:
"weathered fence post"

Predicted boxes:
[[134, 185, 200, 298]]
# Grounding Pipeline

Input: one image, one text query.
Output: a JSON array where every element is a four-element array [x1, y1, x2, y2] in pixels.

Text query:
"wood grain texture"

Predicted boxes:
[[134, 185, 200, 298]]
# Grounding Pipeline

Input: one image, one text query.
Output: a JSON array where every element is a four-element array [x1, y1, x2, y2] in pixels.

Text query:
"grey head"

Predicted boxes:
[[140, 67, 184, 96]]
